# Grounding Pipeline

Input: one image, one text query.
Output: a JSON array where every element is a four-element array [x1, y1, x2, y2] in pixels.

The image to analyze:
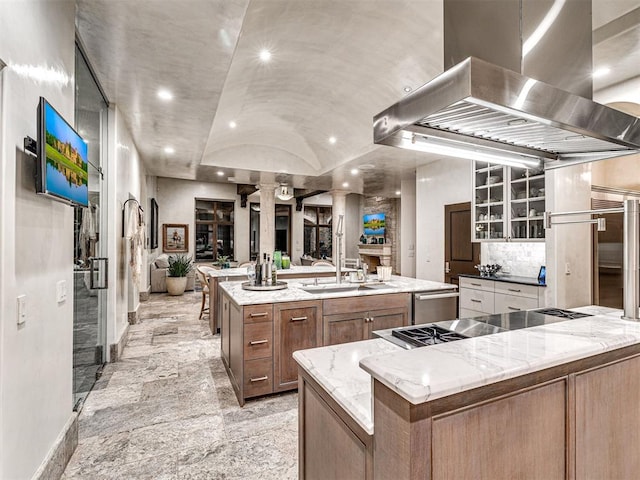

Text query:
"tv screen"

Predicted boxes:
[[36, 97, 89, 207], [363, 213, 385, 235]]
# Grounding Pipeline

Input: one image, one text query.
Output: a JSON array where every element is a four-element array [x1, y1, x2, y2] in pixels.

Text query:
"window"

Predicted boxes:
[[249, 203, 292, 260], [195, 199, 234, 262], [304, 206, 332, 258]]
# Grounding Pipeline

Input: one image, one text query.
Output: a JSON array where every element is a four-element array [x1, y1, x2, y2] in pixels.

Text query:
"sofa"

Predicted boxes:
[[150, 254, 195, 293]]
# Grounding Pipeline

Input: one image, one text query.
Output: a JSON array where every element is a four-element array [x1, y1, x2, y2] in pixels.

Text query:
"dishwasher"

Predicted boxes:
[[412, 289, 459, 325]]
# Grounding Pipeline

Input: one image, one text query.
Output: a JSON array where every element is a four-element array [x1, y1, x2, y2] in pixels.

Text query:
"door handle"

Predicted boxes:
[[250, 376, 268, 382], [507, 306, 521, 311], [249, 339, 268, 345], [249, 312, 269, 318], [445, 262, 451, 274], [290, 316, 308, 322]]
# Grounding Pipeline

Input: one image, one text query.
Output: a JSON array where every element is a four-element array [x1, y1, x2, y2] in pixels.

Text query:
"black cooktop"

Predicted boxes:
[[391, 325, 467, 348], [532, 308, 592, 319]]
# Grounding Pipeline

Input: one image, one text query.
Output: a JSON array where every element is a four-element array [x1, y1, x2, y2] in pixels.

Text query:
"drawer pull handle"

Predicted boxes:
[[249, 339, 268, 346], [470, 283, 482, 287], [250, 312, 269, 318], [508, 306, 521, 311], [508, 288, 521, 293], [290, 316, 308, 322], [250, 376, 268, 382], [470, 299, 481, 303]]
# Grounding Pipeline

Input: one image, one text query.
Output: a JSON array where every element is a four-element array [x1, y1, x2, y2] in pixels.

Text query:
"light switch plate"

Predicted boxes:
[[56, 280, 67, 303], [17, 295, 26, 325]]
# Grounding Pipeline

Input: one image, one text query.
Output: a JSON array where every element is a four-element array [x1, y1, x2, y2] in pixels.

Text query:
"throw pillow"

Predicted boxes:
[[155, 254, 170, 269]]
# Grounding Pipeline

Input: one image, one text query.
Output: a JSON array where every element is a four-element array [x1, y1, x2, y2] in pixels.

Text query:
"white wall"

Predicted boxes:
[[107, 106, 147, 347], [415, 158, 472, 281], [155, 177, 241, 259], [0, 1, 76, 477], [400, 179, 416, 277]]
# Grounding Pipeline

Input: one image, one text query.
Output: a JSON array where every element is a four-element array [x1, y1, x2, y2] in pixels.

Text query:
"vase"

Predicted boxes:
[[166, 276, 187, 296]]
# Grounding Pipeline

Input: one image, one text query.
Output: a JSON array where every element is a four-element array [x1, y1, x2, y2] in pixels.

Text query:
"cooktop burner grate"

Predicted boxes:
[[391, 325, 468, 348], [533, 308, 592, 319]]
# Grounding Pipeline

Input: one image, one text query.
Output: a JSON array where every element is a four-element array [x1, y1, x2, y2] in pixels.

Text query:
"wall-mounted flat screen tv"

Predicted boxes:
[[36, 97, 89, 207], [363, 213, 385, 235]]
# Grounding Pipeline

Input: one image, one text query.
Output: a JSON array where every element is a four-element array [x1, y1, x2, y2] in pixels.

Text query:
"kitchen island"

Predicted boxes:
[[294, 305, 640, 479], [217, 275, 455, 405]]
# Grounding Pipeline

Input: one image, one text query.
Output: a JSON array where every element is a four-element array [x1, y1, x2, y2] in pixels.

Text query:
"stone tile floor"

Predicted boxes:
[[62, 292, 298, 479]]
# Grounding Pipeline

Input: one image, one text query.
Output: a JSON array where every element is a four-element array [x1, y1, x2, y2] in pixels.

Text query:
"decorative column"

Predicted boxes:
[[331, 190, 347, 266], [259, 183, 277, 260]]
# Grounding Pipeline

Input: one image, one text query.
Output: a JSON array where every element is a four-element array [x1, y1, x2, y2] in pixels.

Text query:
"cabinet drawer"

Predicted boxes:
[[243, 358, 273, 398], [494, 282, 540, 299], [243, 304, 273, 324], [460, 288, 494, 314], [459, 277, 495, 292], [244, 323, 273, 361], [494, 293, 538, 313]]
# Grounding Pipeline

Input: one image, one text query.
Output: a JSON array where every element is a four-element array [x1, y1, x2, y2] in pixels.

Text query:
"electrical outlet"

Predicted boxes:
[[17, 295, 26, 325]]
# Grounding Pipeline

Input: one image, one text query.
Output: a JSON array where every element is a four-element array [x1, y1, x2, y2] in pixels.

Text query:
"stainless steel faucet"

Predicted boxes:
[[335, 214, 344, 284]]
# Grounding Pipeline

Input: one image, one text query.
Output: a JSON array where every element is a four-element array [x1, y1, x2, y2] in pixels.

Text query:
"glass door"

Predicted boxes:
[[73, 43, 109, 408]]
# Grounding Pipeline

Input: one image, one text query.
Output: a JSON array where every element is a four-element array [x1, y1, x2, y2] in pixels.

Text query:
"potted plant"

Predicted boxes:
[[217, 255, 230, 269], [166, 254, 193, 295]]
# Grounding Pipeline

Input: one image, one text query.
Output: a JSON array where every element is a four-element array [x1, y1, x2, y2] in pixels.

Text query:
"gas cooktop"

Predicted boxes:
[[391, 324, 467, 348], [532, 308, 592, 319]]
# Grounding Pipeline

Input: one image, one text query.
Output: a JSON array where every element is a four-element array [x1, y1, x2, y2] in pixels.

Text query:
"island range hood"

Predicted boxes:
[[374, 0, 640, 169]]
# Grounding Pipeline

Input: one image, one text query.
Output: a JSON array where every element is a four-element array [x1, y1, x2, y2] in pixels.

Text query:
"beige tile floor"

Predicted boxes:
[[62, 292, 298, 479]]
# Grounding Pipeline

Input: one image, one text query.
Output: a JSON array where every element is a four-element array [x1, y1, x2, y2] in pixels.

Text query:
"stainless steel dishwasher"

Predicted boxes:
[[412, 289, 459, 325]]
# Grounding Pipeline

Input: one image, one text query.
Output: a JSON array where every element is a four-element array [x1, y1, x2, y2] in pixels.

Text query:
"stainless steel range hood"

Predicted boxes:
[[374, 0, 640, 169]]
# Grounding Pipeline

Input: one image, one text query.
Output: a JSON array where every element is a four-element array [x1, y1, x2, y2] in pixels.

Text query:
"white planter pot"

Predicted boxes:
[[166, 276, 188, 296]]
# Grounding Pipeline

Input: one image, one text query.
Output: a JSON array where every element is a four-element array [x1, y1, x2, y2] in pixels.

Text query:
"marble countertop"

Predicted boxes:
[[292, 339, 401, 434], [218, 275, 457, 306], [294, 305, 640, 434], [459, 273, 545, 287]]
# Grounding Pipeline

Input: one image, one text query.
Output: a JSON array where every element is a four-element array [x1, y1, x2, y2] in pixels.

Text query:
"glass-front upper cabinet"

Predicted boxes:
[[509, 167, 546, 241], [473, 162, 506, 241], [472, 161, 545, 242]]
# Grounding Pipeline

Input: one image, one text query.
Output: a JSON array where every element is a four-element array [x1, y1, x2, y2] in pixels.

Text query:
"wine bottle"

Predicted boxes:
[[261, 253, 268, 285], [255, 257, 262, 285], [271, 261, 277, 285]]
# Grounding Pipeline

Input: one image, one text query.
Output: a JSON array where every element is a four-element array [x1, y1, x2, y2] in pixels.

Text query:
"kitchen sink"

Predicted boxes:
[[298, 283, 360, 294], [358, 282, 395, 290]]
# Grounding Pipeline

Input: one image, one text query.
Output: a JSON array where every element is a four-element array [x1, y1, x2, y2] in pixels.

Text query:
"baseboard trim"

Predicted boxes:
[[109, 322, 130, 362], [127, 306, 139, 325], [139, 286, 150, 302], [32, 412, 78, 480]]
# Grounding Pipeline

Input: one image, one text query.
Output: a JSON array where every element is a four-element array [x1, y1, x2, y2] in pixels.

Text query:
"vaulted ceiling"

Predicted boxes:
[[76, 0, 640, 197]]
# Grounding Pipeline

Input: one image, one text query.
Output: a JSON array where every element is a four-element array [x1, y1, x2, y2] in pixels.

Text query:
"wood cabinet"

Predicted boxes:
[[323, 294, 410, 346], [431, 380, 566, 479], [459, 276, 544, 318], [274, 300, 323, 392], [220, 297, 274, 406], [472, 161, 545, 242], [575, 355, 640, 480], [299, 370, 373, 480]]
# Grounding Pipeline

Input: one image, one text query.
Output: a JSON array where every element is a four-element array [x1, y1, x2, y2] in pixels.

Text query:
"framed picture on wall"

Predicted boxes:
[[163, 223, 188, 253], [149, 198, 159, 249]]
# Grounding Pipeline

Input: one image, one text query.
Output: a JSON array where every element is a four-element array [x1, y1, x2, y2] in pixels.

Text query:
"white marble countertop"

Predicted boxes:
[[294, 305, 640, 434], [293, 339, 401, 434], [218, 275, 457, 306], [360, 306, 640, 405]]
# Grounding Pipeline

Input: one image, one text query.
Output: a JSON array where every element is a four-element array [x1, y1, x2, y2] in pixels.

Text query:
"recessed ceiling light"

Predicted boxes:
[[358, 164, 375, 171], [403, 86, 412, 93], [164, 146, 175, 154], [351, 168, 359, 175], [329, 136, 337, 144], [157, 89, 173, 101], [217, 170, 224, 176], [395, 190, 401, 195], [593, 66, 611, 78], [342, 182, 349, 188], [259, 49, 272, 62], [229, 121, 237, 129]]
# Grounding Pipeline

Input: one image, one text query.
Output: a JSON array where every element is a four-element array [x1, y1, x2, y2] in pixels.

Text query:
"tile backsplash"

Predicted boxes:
[[481, 242, 546, 278]]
